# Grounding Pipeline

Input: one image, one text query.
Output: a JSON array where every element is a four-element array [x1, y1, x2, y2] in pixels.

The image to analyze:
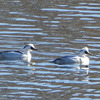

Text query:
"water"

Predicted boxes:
[[0, 0, 100, 100]]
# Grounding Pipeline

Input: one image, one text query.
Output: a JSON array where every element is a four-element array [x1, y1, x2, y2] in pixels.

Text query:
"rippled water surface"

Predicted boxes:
[[0, 0, 100, 100]]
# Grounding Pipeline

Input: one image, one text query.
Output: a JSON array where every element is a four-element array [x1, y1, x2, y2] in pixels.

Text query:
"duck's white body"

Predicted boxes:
[[52, 47, 91, 65], [0, 43, 37, 62]]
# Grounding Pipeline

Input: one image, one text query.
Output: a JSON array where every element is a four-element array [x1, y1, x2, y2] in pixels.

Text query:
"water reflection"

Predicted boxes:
[[0, 0, 100, 100], [53, 62, 89, 73]]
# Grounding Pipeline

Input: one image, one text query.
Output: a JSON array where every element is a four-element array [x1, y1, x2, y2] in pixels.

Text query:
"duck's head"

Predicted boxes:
[[23, 43, 38, 52], [78, 47, 91, 56]]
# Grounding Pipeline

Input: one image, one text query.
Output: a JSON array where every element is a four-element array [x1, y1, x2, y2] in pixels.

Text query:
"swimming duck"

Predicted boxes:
[[52, 47, 91, 65], [0, 43, 38, 62]]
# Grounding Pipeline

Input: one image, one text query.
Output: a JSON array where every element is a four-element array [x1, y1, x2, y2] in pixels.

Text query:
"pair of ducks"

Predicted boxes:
[[0, 43, 91, 64]]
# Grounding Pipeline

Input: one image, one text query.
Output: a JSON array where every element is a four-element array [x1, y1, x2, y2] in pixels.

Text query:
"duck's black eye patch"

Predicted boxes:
[[85, 51, 89, 54], [31, 47, 34, 50], [31, 47, 38, 50]]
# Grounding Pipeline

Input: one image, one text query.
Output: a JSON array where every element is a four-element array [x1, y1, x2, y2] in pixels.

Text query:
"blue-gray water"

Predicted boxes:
[[0, 0, 100, 100]]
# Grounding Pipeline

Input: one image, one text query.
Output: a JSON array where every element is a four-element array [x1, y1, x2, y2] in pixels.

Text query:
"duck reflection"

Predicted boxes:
[[53, 62, 90, 74]]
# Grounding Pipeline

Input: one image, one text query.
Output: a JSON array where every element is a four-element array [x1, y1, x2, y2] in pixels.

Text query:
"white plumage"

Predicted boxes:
[[52, 47, 91, 65], [0, 43, 38, 62]]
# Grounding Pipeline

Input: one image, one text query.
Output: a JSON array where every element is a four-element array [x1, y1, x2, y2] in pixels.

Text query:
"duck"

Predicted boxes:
[[0, 43, 38, 62], [52, 47, 91, 65]]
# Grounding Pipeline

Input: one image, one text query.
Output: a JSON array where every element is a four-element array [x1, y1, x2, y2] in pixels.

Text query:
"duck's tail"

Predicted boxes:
[[50, 58, 64, 65]]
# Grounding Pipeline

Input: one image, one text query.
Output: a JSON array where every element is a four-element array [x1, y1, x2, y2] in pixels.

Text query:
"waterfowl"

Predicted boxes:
[[0, 43, 38, 62], [52, 47, 91, 65]]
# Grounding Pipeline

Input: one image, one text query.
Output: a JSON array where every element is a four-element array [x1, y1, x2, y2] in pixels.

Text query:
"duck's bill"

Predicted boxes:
[[87, 52, 92, 55], [85, 51, 92, 55], [34, 48, 38, 50], [88, 53, 92, 55], [31, 47, 38, 50]]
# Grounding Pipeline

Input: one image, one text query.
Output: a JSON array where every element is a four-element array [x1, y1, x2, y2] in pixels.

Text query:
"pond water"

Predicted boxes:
[[0, 0, 100, 100]]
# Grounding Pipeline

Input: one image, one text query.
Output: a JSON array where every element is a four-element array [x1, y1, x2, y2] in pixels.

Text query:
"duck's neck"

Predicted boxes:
[[22, 50, 32, 62], [23, 50, 31, 57], [79, 54, 86, 57]]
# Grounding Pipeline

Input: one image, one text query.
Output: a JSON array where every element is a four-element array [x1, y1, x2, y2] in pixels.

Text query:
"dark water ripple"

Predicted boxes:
[[0, 0, 100, 100]]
